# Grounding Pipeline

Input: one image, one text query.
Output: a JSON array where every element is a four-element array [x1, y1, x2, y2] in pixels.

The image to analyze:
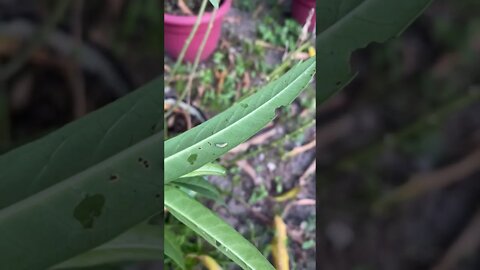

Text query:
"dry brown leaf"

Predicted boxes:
[[284, 139, 316, 159], [282, 198, 316, 219], [215, 69, 228, 95], [236, 160, 259, 184], [291, 51, 310, 60], [229, 128, 278, 154], [198, 255, 223, 270], [375, 148, 480, 211], [242, 71, 251, 89], [299, 158, 316, 187], [164, 64, 171, 73], [273, 187, 301, 202], [271, 215, 290, 270]]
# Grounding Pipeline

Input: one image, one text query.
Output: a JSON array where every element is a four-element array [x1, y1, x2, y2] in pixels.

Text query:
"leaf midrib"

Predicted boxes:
[[165, 190, 259, 270]]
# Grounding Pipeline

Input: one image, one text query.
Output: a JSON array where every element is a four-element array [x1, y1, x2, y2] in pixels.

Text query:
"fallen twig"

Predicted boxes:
[[283, 139, 316, 159], [375, 147, 480, 212], [431, 207, 480, 270]]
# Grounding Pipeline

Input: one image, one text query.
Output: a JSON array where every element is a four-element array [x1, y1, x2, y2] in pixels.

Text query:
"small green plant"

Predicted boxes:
[[257, 16, 302, 50]]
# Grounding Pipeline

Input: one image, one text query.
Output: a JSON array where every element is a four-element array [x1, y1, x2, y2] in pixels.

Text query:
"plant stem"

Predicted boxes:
[[165, 0, 210, 136], [165, 3, 219, 128], [168, 0, 209, 83], [184, 6, 219, 129]]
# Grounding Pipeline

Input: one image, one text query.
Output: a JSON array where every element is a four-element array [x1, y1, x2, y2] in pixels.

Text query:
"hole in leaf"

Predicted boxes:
[[274, 106, 285, 119], [143, 160, 150, 168], [73, 194, 106, 229], [109, 174, 119, 182], [187, 154, 198, 165]]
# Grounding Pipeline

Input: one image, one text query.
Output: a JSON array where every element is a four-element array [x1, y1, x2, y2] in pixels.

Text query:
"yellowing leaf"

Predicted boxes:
[[308, 46, 316, 57], [271, 215, 289, 270], [273, 187, 300, 202], [198, 255, 222, 270]]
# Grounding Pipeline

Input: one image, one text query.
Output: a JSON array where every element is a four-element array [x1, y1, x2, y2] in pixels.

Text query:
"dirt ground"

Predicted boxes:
[[317, 0, 480, 269]]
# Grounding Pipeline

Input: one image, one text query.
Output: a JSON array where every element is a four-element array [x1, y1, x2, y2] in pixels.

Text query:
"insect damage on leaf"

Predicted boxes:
[[214, 143, 228, 148], [73, 194, 106, 229], [109, 174, 119, 182], [188, 154, 198, 165]]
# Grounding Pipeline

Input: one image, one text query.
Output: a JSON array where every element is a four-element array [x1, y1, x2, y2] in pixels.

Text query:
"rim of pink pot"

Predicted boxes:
[[164, 0, 232, 26]]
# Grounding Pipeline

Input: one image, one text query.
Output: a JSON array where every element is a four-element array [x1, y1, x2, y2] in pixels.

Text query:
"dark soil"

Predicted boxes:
[[317, 0, 480, 269]]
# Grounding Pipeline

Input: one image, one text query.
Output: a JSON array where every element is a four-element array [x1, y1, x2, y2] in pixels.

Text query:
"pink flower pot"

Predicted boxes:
[[164, 0, 232, 62], [291, 0, 316, 32]]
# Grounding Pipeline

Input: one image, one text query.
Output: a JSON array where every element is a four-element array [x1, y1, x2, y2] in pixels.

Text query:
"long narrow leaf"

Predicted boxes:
[[180, 162, 226, 178], [173, 176, 221, 201], [165, 186, 275, 270], [0, 79, 163, 269], [165, 58, 316, 182], [316, 0, 433, 102]]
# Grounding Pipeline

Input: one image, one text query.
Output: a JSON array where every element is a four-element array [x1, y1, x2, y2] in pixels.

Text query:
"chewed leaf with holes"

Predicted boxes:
[[316, 0, 433, 102], [165, 186, 275, 270], [164, 57, 316, 183], [0, 79, 162, 269]]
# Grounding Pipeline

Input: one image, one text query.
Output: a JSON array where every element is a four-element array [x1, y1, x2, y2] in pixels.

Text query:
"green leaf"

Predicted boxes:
[[179, 162, 226, 178], [165, 186, 275, 270], [209, 0, 219, 8], [173, 176, 221, 201], [316, 0, 433, 102], [51, 222, 162, 269], [0, 78, 162, 269], [165, 225, 186, 270], [165, 58, 316, 183]]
